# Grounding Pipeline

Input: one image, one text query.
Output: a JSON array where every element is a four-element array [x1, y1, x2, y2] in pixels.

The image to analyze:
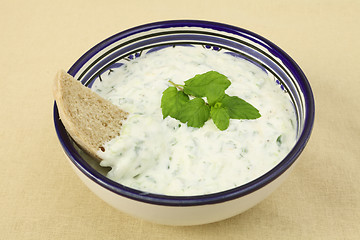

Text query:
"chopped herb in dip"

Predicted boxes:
[[93, 46, 297, 196]]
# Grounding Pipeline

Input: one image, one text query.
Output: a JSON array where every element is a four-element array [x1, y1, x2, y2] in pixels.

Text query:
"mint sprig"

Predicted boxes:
[[161, 71, 261, 130]]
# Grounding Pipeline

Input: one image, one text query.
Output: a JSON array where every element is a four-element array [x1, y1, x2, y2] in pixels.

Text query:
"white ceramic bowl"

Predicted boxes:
[[54, 20, 315, 226]]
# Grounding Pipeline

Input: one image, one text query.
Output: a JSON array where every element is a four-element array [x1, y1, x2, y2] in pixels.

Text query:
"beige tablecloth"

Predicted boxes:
[[1, 0, 359, 239]]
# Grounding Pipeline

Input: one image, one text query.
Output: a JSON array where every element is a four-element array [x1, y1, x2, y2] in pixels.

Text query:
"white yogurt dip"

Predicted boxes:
[[92, 45, 297, 196]]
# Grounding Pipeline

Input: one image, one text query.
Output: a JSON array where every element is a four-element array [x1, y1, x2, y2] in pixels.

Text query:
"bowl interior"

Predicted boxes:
[[54, 20, 314, 206]]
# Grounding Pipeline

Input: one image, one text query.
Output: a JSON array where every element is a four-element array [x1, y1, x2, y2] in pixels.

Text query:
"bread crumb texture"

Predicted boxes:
[[54, 70, 128, 157]]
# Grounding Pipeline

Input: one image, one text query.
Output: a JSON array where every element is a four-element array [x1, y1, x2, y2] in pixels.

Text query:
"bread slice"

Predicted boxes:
[[53, 70, 128, 160]]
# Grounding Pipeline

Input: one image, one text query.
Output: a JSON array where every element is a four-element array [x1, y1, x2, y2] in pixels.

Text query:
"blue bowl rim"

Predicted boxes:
[[53, 19, 315, 206]]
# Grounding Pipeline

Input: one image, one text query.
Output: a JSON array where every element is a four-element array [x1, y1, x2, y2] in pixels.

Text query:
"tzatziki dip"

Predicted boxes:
[[92, 45, 297, 196]]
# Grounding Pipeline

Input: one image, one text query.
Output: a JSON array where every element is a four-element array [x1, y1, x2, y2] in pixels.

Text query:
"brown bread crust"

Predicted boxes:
[[53, 70, 128, 160]]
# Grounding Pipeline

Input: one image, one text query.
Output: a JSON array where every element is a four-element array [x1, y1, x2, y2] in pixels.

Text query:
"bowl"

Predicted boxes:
[[53, 20, 315, 226]]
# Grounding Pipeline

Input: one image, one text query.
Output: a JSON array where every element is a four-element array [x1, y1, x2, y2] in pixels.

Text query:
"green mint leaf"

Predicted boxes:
[[210, 103, 230, 131], [221, 95, 261, 119], [161, 86, 189, 119], [160, 71, 261, 131], [184, 71, 231, 105], [177, 98, 210, 128]]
